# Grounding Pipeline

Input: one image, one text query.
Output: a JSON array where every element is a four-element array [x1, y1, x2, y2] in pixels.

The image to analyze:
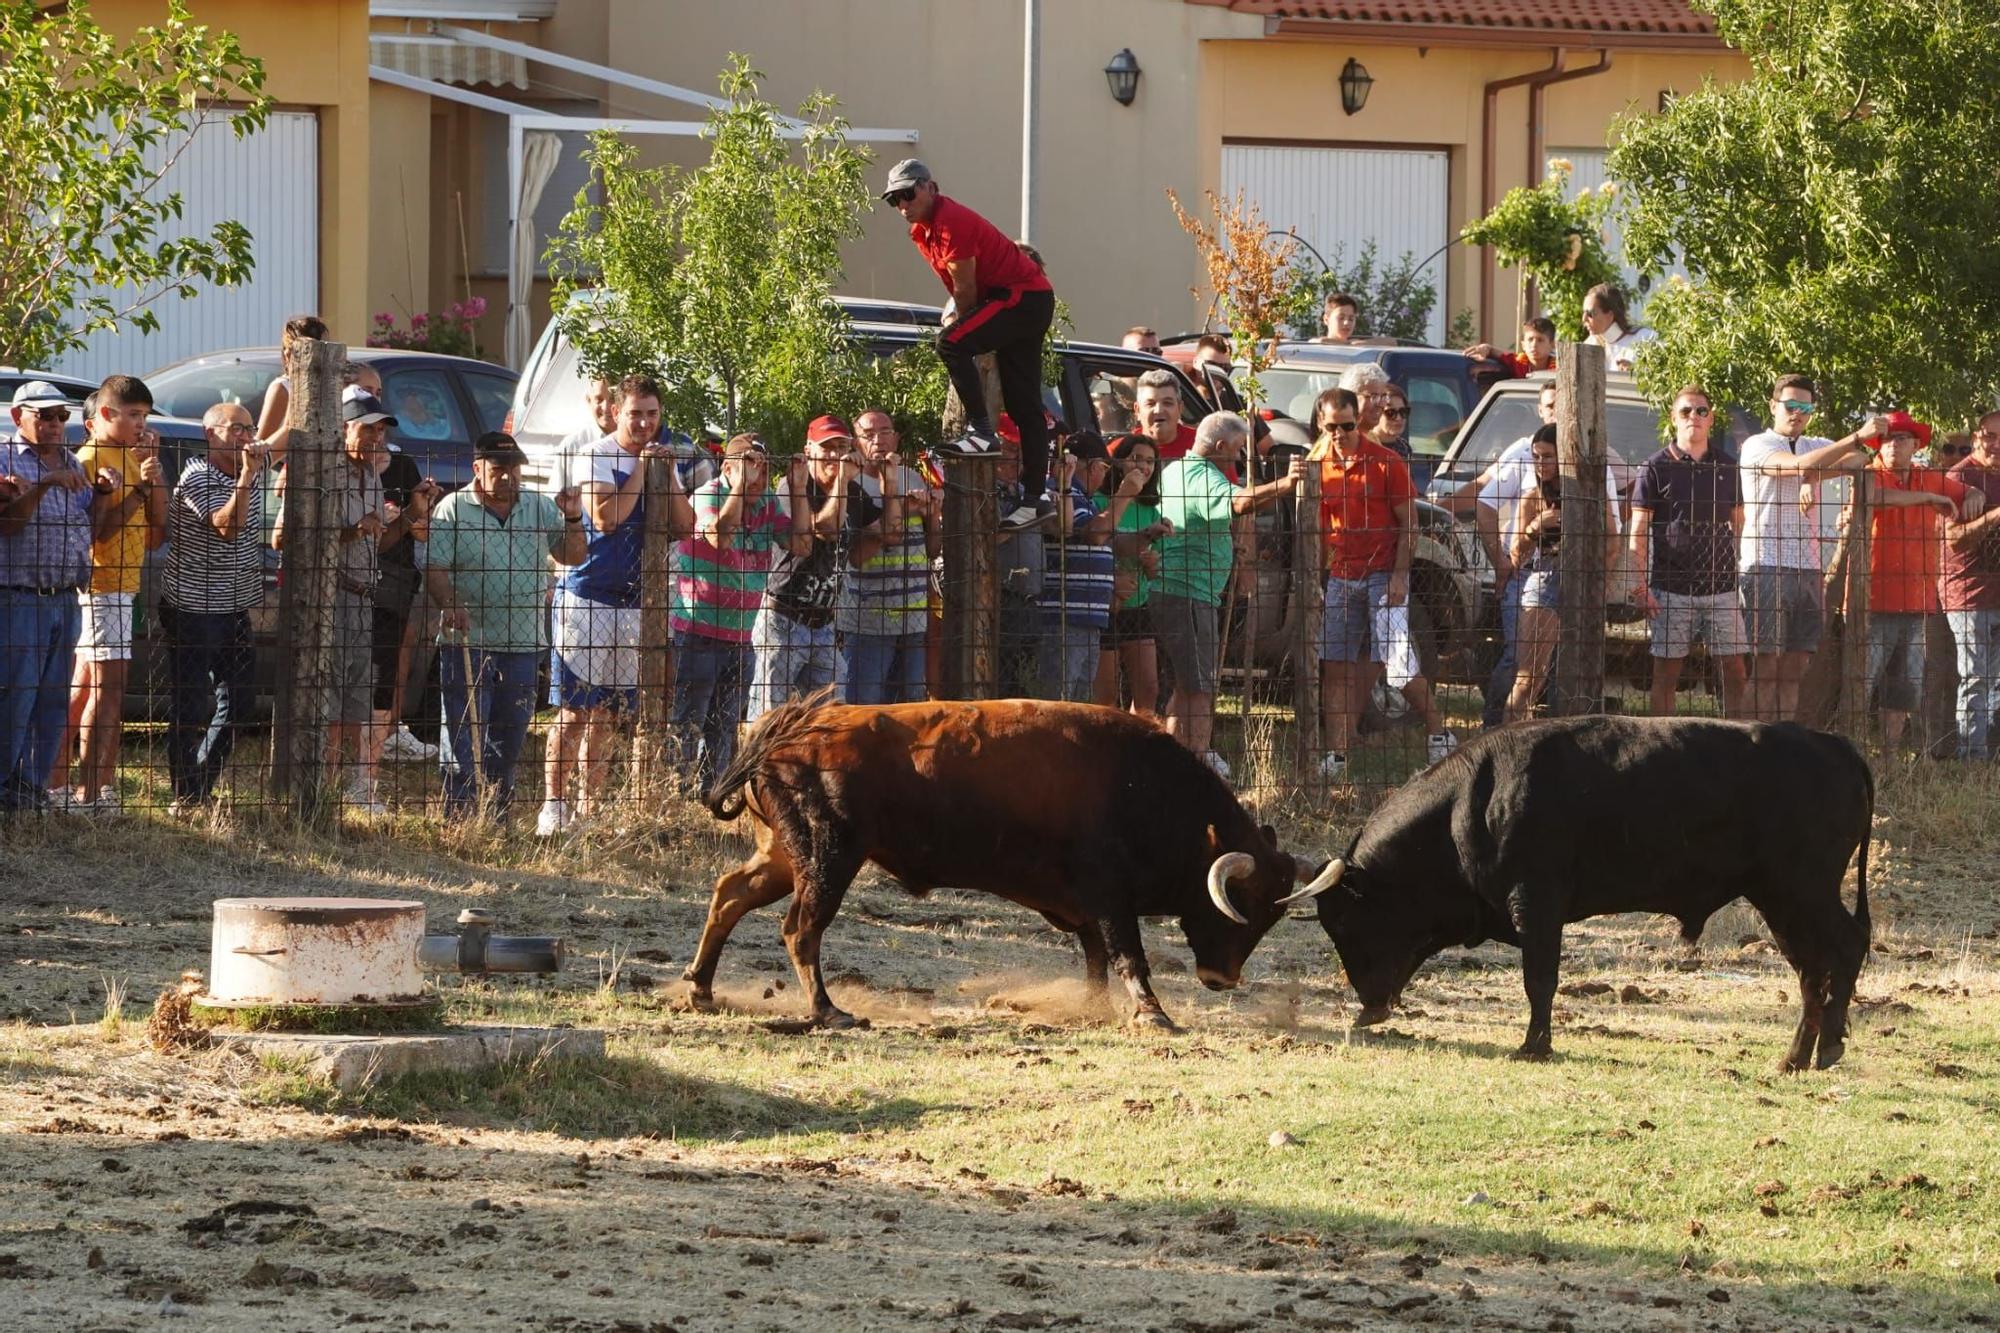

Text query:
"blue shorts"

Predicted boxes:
[[1319, 572, 1390, 663], [1519, 568, 1562, 610]]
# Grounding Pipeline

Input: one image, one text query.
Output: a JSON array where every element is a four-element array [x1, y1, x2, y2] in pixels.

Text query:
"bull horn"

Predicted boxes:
[[1206, 852, 1256, 924], [1276, 857, 1345, 907]]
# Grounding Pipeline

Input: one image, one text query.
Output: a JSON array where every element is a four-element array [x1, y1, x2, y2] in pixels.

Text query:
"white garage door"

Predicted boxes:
[[54, 110, 320, 384], [1222, 143, 1450, 346]]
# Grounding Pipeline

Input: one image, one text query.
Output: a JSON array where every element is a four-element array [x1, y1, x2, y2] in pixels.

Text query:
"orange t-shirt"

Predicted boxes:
[[1869, 464, 1966, 614], [1318, 439, 1414, 580]]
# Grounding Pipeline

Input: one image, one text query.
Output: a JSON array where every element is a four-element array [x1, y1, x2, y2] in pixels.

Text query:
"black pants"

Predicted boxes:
[[938, 285, 1056, 501], [161, 603, 255, 803]]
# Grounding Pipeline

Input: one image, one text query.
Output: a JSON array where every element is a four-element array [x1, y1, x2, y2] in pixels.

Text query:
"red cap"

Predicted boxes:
[[805, 414, 852, 446], [995, 410, 1058, 445], [1880, 410, 1932, 448]]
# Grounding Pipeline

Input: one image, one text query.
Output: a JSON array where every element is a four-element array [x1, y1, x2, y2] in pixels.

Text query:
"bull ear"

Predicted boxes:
[[1260, 822, 1279, 850]]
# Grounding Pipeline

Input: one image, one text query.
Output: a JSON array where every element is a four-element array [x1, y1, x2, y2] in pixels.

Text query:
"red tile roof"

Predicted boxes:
[[1190, 0, 1718, 41]]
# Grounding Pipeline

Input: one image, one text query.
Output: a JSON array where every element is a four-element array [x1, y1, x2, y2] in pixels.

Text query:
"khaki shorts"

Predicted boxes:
[[1650, 589, 1748, 659], [78, 591, 133, 662], [332, 587, 376, 724]]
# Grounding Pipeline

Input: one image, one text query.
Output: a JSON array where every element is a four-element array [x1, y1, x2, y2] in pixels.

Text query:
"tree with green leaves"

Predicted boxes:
[[1608, 0, 2000, 423], [0, 0, 269, 368], [1459, 159, 1620, 342], [1281, 240, 1474, 346], [548, 56, 892, 447]]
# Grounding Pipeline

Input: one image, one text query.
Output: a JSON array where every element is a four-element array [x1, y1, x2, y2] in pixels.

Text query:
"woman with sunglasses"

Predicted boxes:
[[1504, 425, 1622, 723]]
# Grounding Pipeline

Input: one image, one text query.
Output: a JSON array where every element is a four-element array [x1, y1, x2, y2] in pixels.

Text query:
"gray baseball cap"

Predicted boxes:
[[9, 380, 70, 410], [881, 158, 932, 200]]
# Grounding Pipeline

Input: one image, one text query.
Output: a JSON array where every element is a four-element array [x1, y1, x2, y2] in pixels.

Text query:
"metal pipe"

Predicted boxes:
[[418, 909, 565, 975], [1476, 49, 1611, 341], [1021, 0, 1040, 245]]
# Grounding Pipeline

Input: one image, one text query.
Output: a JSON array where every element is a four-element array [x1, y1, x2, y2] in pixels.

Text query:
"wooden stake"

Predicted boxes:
[[1552, 341, 1608, 716]]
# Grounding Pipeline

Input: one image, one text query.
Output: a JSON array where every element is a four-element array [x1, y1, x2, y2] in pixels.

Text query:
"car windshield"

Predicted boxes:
[[1447, 393, 1669, 477], [147, 360, 283, 421], [1254, 367, 1348, 427]]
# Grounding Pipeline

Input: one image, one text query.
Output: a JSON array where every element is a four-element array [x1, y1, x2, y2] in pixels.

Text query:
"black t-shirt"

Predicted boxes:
[[375, 448, 424, 612], [765, 476, 868, 628], [1633, 445, 1741, 596]]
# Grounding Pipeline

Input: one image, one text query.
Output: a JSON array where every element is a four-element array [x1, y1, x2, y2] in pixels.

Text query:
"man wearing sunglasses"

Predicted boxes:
[[0, 382, 101, 812], [1630, 386, 1750, 718], [1737, 374, 1884, 722], [881, 159, 1055, 530], [1943, 410, 2000, 759]]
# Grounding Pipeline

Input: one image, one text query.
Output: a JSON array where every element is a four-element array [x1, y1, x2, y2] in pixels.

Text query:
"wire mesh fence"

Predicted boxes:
[[4, 346, 1997, 832]]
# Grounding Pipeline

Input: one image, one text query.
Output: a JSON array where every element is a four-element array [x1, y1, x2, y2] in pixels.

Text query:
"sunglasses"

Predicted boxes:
[[1321, 420, 1360, 433], [1776, 400, 1816, 414], [1940, 444, 1973, 457], [1674, 404, 1713, 419], [883, 187, 917, 205], [1382, 407, 1410, 419], [32, 407, 70, 423]]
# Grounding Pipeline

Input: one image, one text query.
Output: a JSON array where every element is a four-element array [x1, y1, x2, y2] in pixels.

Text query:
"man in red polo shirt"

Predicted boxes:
[[883, 158, 1055, 529], [1314, 388, 1455, 781]]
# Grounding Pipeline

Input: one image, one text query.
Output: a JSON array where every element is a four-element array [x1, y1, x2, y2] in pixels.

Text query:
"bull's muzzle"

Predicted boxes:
[[1196, 966, 1239, 991]]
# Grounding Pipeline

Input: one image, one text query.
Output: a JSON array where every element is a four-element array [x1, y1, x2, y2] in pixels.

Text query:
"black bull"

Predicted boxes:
[[1315, 715, 1873, 1071], [689, 694, 1341, 1029]]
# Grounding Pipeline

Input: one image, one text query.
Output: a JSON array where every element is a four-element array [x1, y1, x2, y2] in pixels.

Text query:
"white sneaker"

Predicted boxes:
[[345, 780, 386, 817], [47, 786, 83, 814], [535, 798, 572, 839], [1318, 751, 1348, 780], [383, 725, 439, 760], [1202, 751, 1232, 781], [999, 503, 1043, 530], [92, 786, 122, 816], [936, 429, 998, 457], [1427, 732, 1460, 765]]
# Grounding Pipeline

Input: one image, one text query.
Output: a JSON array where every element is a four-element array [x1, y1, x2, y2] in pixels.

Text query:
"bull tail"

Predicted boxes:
[[702, 685, 841, 821], [1853, 762, 1873, 942]]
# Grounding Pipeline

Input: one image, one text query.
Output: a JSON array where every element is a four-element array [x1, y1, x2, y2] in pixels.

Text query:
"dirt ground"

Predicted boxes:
[[4, 809, 1998, 1331]]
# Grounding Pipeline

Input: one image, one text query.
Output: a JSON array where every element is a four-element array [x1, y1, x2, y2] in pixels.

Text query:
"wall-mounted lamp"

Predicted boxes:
[[1105, 49, 1141, 107], [1339, 57, 1374, 116]]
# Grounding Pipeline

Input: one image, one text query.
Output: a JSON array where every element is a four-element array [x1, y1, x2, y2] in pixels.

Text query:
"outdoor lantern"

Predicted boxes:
[[1339, 57, 1374, 116], [1104, 49, 1141, 107]]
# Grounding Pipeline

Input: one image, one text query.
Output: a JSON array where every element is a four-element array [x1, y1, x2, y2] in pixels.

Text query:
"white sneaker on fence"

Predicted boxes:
[[1427, 732, 1460, 765], [535, 798, 572, 839], [1202, 751, 1233, 782], [383, 725, 439, 760], [1317, 751, 1348, 781]]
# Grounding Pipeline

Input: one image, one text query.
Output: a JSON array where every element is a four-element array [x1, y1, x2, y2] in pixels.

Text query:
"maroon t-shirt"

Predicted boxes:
[[911, 195, 1052, 297], [1941, 458, 2000, 611]]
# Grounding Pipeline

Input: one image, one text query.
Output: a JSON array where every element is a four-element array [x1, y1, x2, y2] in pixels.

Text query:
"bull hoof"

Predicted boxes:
[[1815, 1040, 1846, 1071], [1129, 1009, 1180, 1033], [1353, 1004, 1393, 1028], [1510, 1040, 1552, 1062], [815, 1008, 862, 1031], [683, 986, 717, 1013]]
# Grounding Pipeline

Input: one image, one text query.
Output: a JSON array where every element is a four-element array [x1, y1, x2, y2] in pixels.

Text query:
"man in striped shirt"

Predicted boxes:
[[672, 433, 785, 790], [160, 403, 269, 811], [1035, 438, 1123, 701], [839, 409, 935, 704]]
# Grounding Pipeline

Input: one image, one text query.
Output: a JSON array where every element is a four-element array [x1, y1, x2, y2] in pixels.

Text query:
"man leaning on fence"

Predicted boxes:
[[1153, 411, 1305, 780], [1858, 413, 1976, 755], [1629, 386, 1750, 718], [1314, 387, 1457, 781], [1943, 410, 2000, 760], [159, 402, 269, 815], [428, 431, 584, 821], [674, 433, 785, 791], [839, 409, 935, 705], [749, 416, 866, 720], [0, 382, 96, 813], [541, 375, 690, 836]]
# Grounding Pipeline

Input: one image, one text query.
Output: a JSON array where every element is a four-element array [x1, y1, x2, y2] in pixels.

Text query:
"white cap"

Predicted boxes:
[[9, 381, 70, 411]]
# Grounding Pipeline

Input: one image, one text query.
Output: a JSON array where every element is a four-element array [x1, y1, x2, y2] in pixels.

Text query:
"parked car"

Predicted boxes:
[[145, 348, 518, 492], [1165, 339, 1497, 491], [1, 367, 99, 406]]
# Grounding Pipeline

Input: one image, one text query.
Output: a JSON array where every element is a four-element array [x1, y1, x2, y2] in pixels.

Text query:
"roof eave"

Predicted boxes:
[[1263, 17, 1727, 53]]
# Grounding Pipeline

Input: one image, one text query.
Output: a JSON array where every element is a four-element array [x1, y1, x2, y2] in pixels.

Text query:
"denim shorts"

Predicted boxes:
[[1519, 568, 1562, 611], [1320, 572, 1389, 663]]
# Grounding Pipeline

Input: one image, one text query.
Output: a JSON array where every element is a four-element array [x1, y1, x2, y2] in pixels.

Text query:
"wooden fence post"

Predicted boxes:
[[1553, 341, 1608, 716], [1836, 472, 1873, 740], [940, 455, 999, 699], [636, 456, 675, 764], [269, 338, 346, 821], [1291, 467, 1324, 783]]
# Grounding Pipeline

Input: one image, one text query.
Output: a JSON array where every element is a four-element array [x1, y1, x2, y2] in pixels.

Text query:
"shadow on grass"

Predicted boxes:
[[319, 1053, 937, 1143]]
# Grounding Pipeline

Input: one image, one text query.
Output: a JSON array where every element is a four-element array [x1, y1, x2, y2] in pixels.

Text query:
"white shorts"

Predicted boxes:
[[1651, 589, 1748, 659], [79, 591, 134, 662], [551, 586, 640, 697]]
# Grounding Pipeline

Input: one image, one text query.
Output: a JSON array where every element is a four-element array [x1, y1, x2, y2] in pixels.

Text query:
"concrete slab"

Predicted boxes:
[[211, 1024, 606, 1092]]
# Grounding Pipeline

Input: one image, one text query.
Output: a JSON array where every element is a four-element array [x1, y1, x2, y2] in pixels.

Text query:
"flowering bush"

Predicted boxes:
[[1460, 160, 1621, 340], [368, 297, 488, 359]]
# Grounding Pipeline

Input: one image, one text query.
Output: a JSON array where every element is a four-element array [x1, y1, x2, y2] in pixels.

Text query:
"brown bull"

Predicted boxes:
[[687, 692, 1339, 1028]]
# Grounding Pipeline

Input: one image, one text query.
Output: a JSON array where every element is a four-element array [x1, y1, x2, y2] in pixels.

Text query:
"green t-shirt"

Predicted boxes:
[[1155, 456, 1237, 607], [427, 489, 569, 651], [1114, 497, 1162, 609]]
